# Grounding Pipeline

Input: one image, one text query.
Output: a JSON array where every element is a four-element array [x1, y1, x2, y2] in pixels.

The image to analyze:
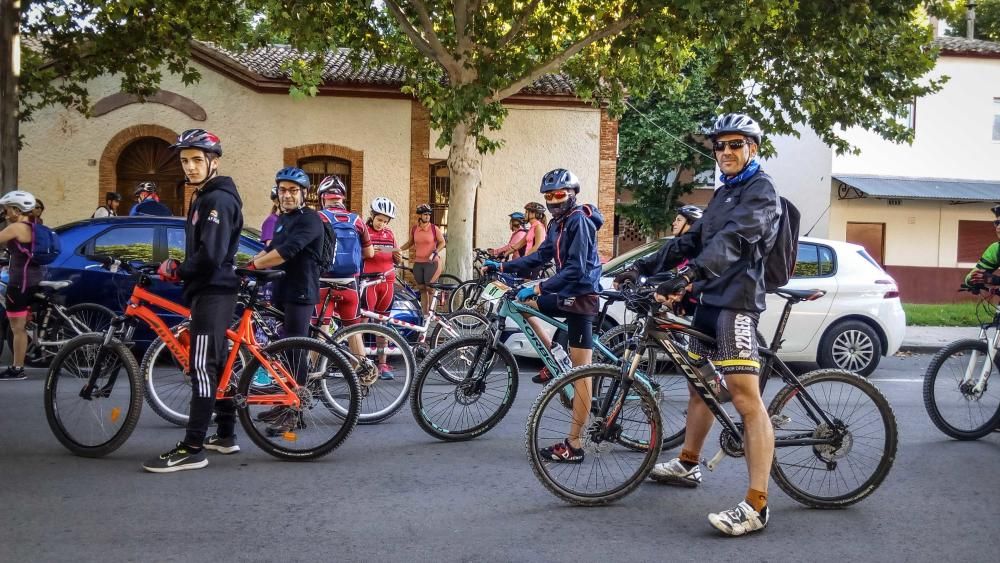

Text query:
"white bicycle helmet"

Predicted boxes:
[[0, 190, 37, 213], [370, 197, 397, 219]]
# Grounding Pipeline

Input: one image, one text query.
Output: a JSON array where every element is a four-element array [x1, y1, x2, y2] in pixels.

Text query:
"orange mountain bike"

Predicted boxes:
[[43, 256, 361, 460]]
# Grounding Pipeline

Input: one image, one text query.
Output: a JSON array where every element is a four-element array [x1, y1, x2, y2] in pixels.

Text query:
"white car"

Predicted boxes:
[[503, 236, 905, 376]]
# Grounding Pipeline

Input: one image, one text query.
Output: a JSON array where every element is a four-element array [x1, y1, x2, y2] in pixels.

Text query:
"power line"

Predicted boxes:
[[623, 99, 715, 160]]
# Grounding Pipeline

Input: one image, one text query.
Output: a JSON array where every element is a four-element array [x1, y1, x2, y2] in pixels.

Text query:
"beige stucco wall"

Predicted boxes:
[[829, 193, 996, 268], [18, 61, 412, 230], [429, 105, 603, 250]]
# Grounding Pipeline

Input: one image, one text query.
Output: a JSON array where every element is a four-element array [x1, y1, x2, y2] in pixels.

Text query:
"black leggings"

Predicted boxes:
[[279, 301, 315, 385], [535, 293, 594, 350]]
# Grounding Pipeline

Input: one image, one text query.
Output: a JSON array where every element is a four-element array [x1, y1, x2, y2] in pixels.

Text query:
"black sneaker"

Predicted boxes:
[[538, 439, 585, 463], [0, 366, 27, 381], [142, 442, 208, 473], [203, 434, 240, 454]]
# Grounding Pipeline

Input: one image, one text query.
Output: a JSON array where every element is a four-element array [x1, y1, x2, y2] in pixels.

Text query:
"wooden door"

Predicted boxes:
[[116, 137, 185, 215], [846, 222, 886, 265]]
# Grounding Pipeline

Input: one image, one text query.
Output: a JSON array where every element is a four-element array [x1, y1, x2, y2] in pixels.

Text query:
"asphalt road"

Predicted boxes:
[[1, 353, 998, 562]]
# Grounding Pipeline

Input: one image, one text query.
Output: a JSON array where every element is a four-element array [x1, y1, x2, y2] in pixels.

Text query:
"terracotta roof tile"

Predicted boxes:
[[933, 35, 1000, 57]]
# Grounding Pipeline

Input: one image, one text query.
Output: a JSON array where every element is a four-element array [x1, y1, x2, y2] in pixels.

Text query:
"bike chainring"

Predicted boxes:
[[812, 421, 852, 463], [719, 423, 745, 458]]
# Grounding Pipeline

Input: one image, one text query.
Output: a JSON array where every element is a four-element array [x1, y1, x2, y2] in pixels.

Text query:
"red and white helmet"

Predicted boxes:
[[370, 197, 397, 219], [317, 176, 347, 199], [0, 190, 37, 213]]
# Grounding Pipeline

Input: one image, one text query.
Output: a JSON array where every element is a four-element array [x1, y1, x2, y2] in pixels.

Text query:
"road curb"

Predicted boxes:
[[899, 345, 943, 354]]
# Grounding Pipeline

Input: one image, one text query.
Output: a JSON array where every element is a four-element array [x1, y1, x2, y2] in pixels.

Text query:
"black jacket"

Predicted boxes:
[[635, 170, 780, 312], [179, 176, 244, 301], [269, 207, 324, 305]]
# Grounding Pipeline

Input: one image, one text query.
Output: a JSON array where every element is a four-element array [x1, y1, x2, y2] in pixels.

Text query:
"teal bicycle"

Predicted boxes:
[[409, 275, 688, 443]]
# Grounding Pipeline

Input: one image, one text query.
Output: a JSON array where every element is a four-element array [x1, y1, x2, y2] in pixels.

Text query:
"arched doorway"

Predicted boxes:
[[116, 137, 185, 215], [299, 156, 352, 210]]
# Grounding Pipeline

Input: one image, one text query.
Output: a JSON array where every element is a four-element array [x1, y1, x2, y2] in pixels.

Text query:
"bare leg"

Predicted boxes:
[[679, 382, 717, 456], [566, 346, 593, 449], [727, 373, 774, 492], [9, 316, 27, 366]]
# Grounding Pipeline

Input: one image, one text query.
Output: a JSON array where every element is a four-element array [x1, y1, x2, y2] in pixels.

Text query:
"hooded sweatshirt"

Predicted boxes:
[[178, 175, 244, 301], [502, 204, 604, 298]]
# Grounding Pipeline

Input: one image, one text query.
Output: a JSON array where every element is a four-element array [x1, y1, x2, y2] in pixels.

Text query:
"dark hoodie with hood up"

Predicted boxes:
[[178, 175, 244, 302], [502, 204, 604, 298]]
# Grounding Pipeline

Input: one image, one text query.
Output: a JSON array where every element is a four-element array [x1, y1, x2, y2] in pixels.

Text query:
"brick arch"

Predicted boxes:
[[98, 124, 178, 207], [284, 143, 364, 213]]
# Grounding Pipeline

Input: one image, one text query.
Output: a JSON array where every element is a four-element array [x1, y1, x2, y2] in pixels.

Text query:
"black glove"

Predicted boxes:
[[613, 270, 639, 287], [655, 267, 696, 298]]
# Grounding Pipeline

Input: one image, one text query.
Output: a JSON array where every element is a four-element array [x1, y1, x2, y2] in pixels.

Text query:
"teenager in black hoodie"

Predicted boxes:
[[143, 129, 244, 473]]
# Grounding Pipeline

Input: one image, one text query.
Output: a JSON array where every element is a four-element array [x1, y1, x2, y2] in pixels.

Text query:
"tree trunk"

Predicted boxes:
[[0, 0, 19, 193], [443, 120, 482, 280]]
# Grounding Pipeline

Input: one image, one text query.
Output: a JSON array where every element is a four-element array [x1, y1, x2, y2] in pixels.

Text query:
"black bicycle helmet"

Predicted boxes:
[[676, 204, 703, 222], [524, 202, 546, 216], [105, 191, 122, 202], [540, 168, 580, 193], [171, 128, 223, 156], [270, 186, 278, 201], [416, 203, 433, 215], [134, 181, 158, 196], [992, 204, 1000, 218], [709, 113, 763, 145]]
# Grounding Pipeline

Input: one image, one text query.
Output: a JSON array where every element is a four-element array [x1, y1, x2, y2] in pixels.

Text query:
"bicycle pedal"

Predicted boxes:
[[705, 449, 726, 471]]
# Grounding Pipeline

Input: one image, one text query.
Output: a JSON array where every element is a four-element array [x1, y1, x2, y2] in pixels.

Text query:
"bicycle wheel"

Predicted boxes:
[[769, 368, 898, 508], [410, 336, 518, 441], [64, 303, 115, 335], [428, 309, 490, 349], [237, 337, 360, 460], [526, 364, 662, 505], [436, 274, 463, 313], [599, 336, 688, 451], [923, 339, 1000, 440], [44, 333, 142, 457], [330, 323, 415, 424], [141, 323, 250, 426], [449, 280, 482, 312]]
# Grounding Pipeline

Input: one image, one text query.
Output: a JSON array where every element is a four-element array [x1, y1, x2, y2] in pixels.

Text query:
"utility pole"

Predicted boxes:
[[0, 0, 20, 193], [968, 1, 978, 40]]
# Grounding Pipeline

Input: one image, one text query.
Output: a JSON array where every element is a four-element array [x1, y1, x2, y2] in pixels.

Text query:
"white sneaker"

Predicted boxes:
[[708, 501, 769, 537], [648, 457, 702, 487]]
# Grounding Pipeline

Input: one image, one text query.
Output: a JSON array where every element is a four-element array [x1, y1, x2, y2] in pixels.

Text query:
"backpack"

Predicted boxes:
[[315, 214, 337, 271], [410, 223, 440, 249], [319, 209, 362, 277], [763, 197, 801, 291], [19, 223, 62, 265]]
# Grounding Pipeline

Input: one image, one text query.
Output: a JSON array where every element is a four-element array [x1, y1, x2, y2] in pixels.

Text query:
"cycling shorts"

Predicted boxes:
[[688, 306, 760, 376], [5, 285, 34, 317], [362, 280, 394, 315], [412, 261, 439, 285], [316, 283, 361, 327], [535, 293, 595, 350]]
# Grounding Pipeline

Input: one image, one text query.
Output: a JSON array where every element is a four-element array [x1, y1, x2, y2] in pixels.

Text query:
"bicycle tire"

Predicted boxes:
[[428, 308, 490, 349], [436, 274, 463, 313], [330, 323, 415, 424], [410, 335, 518, 441], [769, 368, 898, 508], [525, 364, 662, 506], [236, 337, 360, 460], [44, 333, 142, 458], [923, 339, 1000, 440], [448, 280, 482, 312]]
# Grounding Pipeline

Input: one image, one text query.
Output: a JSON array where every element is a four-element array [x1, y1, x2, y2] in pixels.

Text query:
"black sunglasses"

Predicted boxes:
[[993, 219, 1000, 227], [713, 139, 752, 152]]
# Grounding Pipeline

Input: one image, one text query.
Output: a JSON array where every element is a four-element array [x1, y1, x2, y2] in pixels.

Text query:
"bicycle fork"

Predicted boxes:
[[78, 318, 127, 400], [963, 327, 998, 397]]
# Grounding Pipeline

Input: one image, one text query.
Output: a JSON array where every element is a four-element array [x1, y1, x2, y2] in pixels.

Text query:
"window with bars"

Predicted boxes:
[[299, 156, 352, 210], [429, 160, 451, 231]]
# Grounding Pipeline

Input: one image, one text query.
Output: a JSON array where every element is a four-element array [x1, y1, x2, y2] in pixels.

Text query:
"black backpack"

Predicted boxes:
[[763, 197, 801, 291], [315, 212, 338, 271]]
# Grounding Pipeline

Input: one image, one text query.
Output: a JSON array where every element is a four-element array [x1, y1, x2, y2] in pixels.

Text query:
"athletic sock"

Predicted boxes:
[[679, 448, 700, 469], [746, 488, 768, 513]]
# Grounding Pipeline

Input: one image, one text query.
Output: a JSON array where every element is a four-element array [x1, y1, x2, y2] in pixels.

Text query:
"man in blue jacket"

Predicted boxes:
[[483, 168, 603, 464], [129, 182, 172, 216], [144, 129, 244, 473]]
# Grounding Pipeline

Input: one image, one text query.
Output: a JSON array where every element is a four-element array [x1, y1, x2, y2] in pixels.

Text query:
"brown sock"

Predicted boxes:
[[679, 449, 700, 466], [745, 488, 768, 513]]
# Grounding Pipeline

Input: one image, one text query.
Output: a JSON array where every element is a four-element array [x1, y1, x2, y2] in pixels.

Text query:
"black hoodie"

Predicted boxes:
[[178, 175, 244, 301]]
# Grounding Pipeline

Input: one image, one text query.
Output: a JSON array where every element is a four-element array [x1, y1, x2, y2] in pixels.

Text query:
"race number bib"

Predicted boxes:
[[481, 280, 510, 302]]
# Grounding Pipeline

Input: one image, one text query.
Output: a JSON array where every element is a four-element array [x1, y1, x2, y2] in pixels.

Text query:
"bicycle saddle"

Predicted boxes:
[[773, 288, 825, 302], [236, 268, 285, 281], [427, 282, 457, 290], [38, 280, 72, 291]]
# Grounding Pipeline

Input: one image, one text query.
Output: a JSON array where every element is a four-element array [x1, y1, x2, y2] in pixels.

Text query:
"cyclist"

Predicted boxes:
[[483, 168, 604, 464], [523, 202, 547, 256], [400, 203, 446, 314], [31, 198, 45, 225], [246, 167, 326, 432], [260, 186, 280, 246], [614, 204, 703, 289], [363, 197, 402, 379], [489, 212, 529, 260], [92, 192, 122, 218], [0, 190, 42, 381], [315, 176, 374, 331], [619, 113, 780, 536], [143, 129, 243, 473], [964, 206, 1000, 293], [129, 182, 172, 216]]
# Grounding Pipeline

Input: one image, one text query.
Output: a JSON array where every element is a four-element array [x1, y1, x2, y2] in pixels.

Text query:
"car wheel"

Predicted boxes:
[[818, 320, 882, 376]]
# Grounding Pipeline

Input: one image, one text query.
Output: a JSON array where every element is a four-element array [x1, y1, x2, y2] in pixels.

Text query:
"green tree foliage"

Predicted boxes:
[[939, 0, 1000, 40], [615, 56, 718, 236]]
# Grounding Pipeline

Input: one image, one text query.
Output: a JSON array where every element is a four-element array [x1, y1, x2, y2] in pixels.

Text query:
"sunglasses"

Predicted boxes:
[[543, 190, 570, 201], [713, 139, 752, 152], [993, 219, 1000, 227]]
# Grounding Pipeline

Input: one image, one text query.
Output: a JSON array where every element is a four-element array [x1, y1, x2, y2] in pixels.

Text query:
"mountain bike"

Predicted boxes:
[[923, 289, 1000, 439], [44, 256, 361, 459], [526, 287, 899, 507], [409, 275, 672, 442], [395, 264, 462, 313]]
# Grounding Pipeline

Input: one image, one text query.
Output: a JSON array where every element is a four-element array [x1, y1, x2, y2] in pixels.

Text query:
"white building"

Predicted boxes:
[[766, 36, 1000, 303]]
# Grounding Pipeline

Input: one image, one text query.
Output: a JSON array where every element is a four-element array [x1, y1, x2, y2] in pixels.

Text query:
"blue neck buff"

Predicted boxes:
[[720, 158, 760, 186]]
